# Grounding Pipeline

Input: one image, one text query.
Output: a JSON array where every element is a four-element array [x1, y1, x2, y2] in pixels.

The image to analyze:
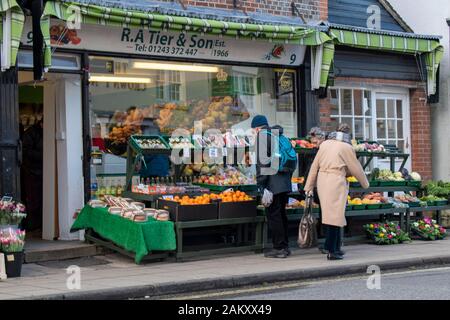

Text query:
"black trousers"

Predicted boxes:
[[324, 224, 341, 254], [267, 192, 289, 250]]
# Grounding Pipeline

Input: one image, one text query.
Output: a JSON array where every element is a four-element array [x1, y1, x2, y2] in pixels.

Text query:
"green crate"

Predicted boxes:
[[380, 203, 393, 209], [426, 201, 436, 207], [352, 204, 367, 210], [346, 205, 353, 211], [435, 200, 448, 206], [369, 181, 380, 187], [350, 182, 361, 188], [312, 208, 321, 214], [390, 181, 407, 186], [366, 204, 381, 210], [377, 181, 393, 186], [407, 180, 422, 188], [408, 202, 421, 208], [286, 208, 304, 215]]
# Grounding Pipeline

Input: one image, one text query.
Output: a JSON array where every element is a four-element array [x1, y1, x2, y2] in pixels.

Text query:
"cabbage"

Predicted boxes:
[[411, 172, 421, 181]]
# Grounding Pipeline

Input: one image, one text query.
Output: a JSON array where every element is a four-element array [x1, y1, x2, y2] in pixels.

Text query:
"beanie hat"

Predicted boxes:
[[251, 115, 269, 128]]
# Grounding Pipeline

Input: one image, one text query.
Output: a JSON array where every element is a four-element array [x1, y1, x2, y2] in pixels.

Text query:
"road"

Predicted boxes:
[[161, 266, 450, 300]]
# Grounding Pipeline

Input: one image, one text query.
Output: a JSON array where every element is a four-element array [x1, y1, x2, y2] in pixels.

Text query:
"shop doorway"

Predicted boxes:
[[18, 71, 84, 241], [19, 82, 44, 239]]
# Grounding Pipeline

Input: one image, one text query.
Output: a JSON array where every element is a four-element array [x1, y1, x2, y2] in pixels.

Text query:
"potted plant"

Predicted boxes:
[[0, 228, 26, 278], [0, 200, 27, 229], [410, 217, 447, 241], [363, 221, 411, 245]]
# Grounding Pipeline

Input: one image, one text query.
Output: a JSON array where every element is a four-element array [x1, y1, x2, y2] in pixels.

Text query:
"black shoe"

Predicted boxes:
[[264, 249, 287, 259], [283, 248, 292, 256], [321, 249, 345, 256], [327, 253, 344, 260]]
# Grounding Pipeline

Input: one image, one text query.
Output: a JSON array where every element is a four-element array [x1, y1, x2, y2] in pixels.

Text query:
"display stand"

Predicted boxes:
[[121, 135, 262, 260], [174, 216, 265, 261]]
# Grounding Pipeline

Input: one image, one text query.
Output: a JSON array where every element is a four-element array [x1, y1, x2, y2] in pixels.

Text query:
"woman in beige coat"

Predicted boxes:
[[304, 124, 369, 260]]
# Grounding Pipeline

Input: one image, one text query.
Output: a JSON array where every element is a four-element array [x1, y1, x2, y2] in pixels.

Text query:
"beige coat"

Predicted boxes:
[[304, 140, 369, 227]]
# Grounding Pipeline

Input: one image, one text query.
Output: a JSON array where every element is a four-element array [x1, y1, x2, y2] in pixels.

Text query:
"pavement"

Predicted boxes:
[[1, 238, 450, 300]]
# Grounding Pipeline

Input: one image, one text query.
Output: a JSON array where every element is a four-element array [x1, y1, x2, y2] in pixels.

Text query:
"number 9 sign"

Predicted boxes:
[[290, 53, 297, 64]]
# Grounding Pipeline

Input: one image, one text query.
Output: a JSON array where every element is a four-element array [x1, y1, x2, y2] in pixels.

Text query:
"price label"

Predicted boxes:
[[6, 254, 14, 262], [162, 195, 174, 200], [209, 148, 218, 158], [292, 183, 299, 192], [183, 148, 191, 158], [1, 196, 12, 202]]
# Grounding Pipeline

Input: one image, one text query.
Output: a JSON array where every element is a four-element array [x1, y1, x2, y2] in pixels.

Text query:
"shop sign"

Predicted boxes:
[[22, 19, 306, 66]]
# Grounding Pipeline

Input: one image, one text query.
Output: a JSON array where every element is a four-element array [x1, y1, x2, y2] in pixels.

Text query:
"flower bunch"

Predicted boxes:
[[0, 200, 27, 225], [410, 217, 447, 241], [0, 228, 26, 252], [363, 221, 411, 245]]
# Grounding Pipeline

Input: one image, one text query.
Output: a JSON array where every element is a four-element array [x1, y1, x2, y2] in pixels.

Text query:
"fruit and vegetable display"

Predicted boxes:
[[394, 194, 420, 204], [291, 138, 316, 149], [155, 96, 249, 134], [170, 190, 253, 205], [135, 137, 167, 149], [370, 168, 421, 183], [363, 193, 389, 204], [132, 179, 208, 195], [194, 166, 256, 186], [410, 217, 447, 241], [363, 221, 411, 245], [107, 108, 144, 145], [352, 140, 385, 153], [347, 196, 379, 206], [168, 137, 194, 149], [425, 181, 450, 198], [103, 195, 169, 222], [419, 195, 448, 205], [291, 177, 305, 184], [286, 199, 319, 209], [347, 176, 358, 183]]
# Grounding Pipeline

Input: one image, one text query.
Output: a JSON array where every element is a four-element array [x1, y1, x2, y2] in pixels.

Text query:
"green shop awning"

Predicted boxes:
[[329, 26, 443, 96], [0, 0, 25, 70], [40, 0, 333, 88]]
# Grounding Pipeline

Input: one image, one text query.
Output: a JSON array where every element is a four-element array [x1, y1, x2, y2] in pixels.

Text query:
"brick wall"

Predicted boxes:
[[158, 0, 325, 20], [318, 77, 433, 181], [410, 87, 432, 181]]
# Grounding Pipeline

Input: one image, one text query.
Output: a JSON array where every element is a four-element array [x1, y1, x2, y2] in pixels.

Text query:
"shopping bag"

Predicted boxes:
[[297, 194, 318, 248]]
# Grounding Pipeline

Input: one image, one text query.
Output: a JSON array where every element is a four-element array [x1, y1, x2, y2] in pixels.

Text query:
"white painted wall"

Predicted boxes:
[[55, 75, 84, 240], [42, 80, 56, 240], [389, 0, 450, 180]]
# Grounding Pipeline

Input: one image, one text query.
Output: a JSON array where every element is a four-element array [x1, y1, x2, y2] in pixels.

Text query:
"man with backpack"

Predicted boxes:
[[252, 115, 297, 258]]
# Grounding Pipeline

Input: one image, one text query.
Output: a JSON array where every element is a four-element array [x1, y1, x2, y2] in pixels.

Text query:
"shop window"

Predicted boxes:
[[87, 56, 298, 177], [329, 88, 407, 153], [329, 88, 372, 141], [375, 98, 405, 151]]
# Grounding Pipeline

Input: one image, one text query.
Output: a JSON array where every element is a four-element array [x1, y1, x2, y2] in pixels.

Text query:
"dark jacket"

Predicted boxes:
[[255, 125, 292, 195], [22, 123, 43, 176]]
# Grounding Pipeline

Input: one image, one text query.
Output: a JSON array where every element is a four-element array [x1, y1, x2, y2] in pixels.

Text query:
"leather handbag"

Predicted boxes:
[[297, 193, 318, 248]]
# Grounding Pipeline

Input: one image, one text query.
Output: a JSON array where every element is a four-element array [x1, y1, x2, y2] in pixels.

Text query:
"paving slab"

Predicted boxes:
[[1, 239, 450, 299]]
